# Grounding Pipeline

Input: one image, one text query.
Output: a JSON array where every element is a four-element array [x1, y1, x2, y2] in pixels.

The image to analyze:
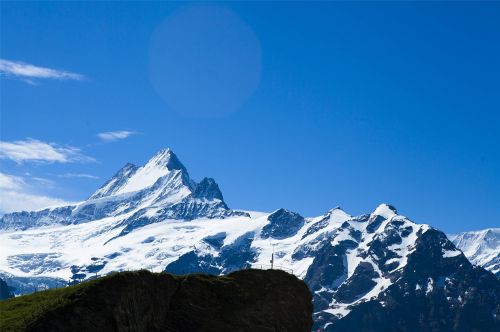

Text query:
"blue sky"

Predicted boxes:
[[1, 2, 499, 233]]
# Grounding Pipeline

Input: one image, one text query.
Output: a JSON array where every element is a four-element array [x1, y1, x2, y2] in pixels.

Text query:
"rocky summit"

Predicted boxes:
[[1, 148, 499, 331]]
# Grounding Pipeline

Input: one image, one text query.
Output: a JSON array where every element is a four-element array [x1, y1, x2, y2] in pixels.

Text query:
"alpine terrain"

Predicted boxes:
[[1, 149, 499, 331], [451, 228, 500, 277]]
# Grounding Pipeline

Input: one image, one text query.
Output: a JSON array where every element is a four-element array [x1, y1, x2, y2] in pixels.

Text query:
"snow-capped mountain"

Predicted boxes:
[[0, 149, 246, 231], [451, 228, 500, 276], [1, 149, 499, 331]]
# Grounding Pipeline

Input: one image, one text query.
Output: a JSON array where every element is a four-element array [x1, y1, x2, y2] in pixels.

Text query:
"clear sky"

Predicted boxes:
[[1, 1, 499, 234]]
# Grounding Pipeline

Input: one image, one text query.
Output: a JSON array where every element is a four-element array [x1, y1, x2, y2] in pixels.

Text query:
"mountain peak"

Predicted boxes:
[[89, 162, 139, 199], [149, 148, 172, 161], [111, 148, 188, 196], [261, 208, 305, 239], [372, 203, 397, 218], [147, 148, 186, 172], [193, 177, 225, 202], [327, 206, 351, 221], [89, 149, 189, 199]]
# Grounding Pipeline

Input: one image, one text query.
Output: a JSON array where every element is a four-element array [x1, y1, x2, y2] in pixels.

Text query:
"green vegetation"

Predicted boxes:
[[0, 269, 312, 332], [0, 271, 148, 331], [0, 270, 238, 331]]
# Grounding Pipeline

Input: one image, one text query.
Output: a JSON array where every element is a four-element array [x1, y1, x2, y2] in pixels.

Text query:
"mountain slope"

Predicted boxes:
[[0, 148, 499, 331], [0, 149, 246, 232], [319, 228, 500, 331], [452, 228, 500, 276]]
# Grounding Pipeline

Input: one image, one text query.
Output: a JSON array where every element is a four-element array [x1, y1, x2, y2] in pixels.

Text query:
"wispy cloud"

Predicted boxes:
[[59, 173, 100, 180], [0, 139, 94, 164], [0, 172, 25, 190], [97, 130, 138, 142], [31, 176, 56, 187], [0, 172, 71, 213], [0, 58, 85, 83]]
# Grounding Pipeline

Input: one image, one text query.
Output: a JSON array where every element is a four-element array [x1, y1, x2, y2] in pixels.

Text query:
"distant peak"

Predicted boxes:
[[153, 147, 172, 157], [373, 203, 398, 218], [149, 148, 173, 165], [90, 149, 190, 198], [268, 208, 303, 221], [193, 177, 225, 202], [147, 148, 187, 172], [262, 208, 305, 239], [327, 206, 351, 220], [272, 208, 290, 214], [322, 206, 344, 218]]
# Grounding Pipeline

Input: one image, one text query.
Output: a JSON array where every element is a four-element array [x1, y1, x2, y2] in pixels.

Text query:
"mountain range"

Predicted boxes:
[[1, 149, 499, 331]]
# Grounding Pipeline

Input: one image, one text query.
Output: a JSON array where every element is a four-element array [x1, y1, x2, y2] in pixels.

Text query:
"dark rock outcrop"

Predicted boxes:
[[193, 177, 225, 202], [0, 278, 14, 300], [320, 229, 500, 332], [261, 209, 305, 240], [0, 269, 312, 332]]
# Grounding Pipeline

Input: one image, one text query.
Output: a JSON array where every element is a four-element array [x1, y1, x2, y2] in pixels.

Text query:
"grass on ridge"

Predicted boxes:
[[0, 270, 148, 331], [0, 270, 236, 331]]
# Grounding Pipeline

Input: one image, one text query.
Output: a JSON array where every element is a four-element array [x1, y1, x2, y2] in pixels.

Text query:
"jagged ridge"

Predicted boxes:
[[0, 149, 499, 331], [0, 149, 247, 231]]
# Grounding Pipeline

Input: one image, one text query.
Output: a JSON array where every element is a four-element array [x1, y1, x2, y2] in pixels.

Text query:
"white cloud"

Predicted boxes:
[[97, 130, 137, 142], [0, 139, 94, 164], [0, 172, 71, 213], [0, 58, 84, 82], [31, 177, 56, 187], [0, 191, 69, 214], [60, 173, 100, 180], [0, 172, 25, 190]]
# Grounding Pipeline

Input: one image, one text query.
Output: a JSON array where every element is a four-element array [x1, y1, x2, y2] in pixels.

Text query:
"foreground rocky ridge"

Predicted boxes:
[[0, 269, 312, 332], [1, 148, 499, 331]]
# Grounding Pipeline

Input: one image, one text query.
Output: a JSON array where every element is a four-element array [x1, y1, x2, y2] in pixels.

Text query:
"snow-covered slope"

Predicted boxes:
[[1, 148, 499, 331], [452, 228, 500, 276], [0, 149, 246, 231], [89, 148, 186, 199]]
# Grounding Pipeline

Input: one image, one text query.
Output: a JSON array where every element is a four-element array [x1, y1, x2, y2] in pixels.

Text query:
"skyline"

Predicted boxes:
[[1, 1, 499, 233]]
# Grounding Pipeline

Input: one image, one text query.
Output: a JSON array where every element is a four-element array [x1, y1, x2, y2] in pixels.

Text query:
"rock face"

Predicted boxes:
[[0, 278, 13, 300], [322, 229, 500, 332], [261, 209, 305, 240], [276, 204, 500, 332], [0, 270, 313, 332]]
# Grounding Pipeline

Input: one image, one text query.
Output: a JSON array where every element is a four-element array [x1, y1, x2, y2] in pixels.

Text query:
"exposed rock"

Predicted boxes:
[[321, 229, 500, 332], [261, 208, 305, 240], [0, 278, 13, 300]]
